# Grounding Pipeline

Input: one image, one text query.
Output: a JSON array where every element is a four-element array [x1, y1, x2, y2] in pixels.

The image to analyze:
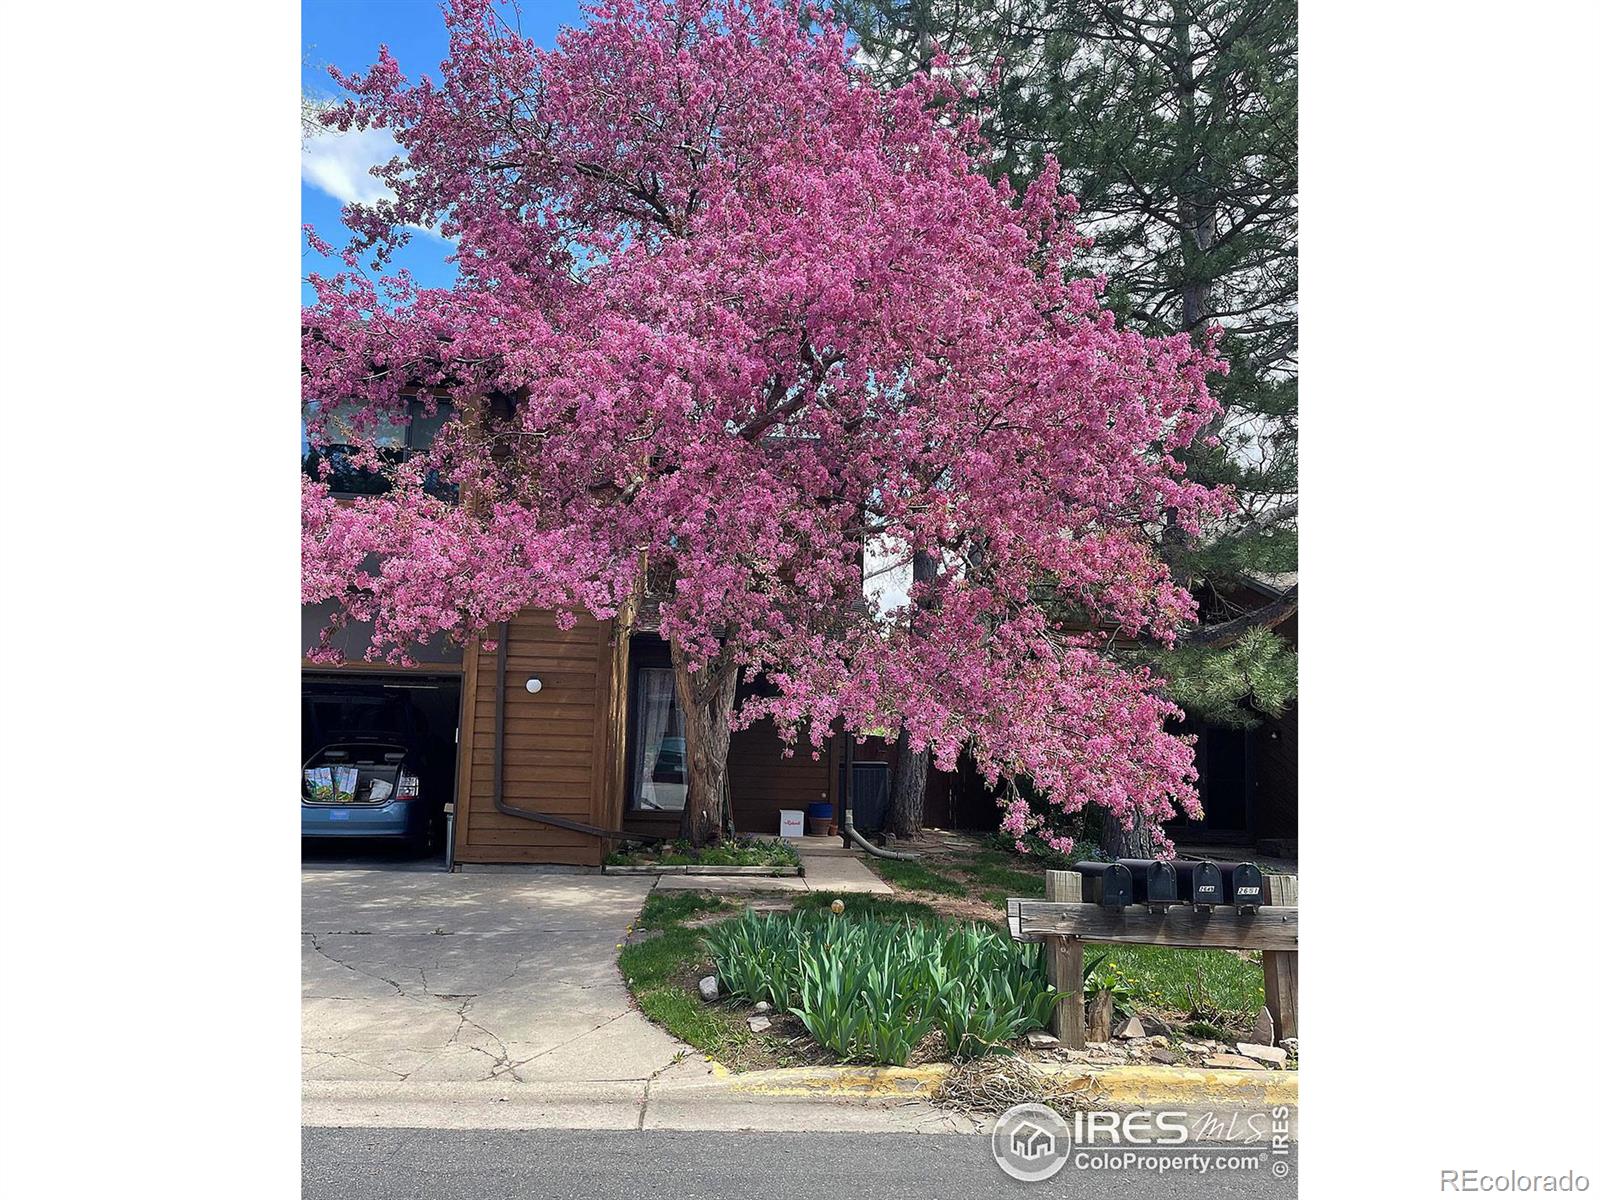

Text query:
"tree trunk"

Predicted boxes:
[[1172, 1, 1215, 341], [1102, 808, 1158, 860], [1087, 989, 1115, 1043], [889, 549, 939, 839], [889, 732, 930, 839], [671, 643, 739, 848]]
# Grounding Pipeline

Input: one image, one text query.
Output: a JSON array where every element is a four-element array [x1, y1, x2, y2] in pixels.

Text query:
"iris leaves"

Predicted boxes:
[[703, 910, 1057, 1066]]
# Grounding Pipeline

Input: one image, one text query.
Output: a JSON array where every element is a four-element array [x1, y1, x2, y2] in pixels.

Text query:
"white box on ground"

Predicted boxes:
[[778, 810, 805, 838]]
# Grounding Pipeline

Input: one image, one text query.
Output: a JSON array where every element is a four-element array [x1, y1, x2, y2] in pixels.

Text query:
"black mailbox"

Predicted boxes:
[[1072, 861, 1133, 908], [1174, 859, 1224, 909], [1118, 859, 1179, 908], [1218, 861, 1265, 911]]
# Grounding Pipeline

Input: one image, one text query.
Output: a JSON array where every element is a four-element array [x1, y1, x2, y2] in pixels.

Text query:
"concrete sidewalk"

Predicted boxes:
[[654, 836, 893, 894], [302, 868, 684, 1085]]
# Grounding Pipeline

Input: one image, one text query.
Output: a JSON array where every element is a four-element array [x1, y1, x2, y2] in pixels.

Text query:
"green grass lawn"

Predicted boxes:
[[862, 846, 1044, 907], [853, 857, 967, 896], [858, 847, 1267, 1021], [633, 890, 732, 929], [791, 891, 942, 921], [960, 850, 1048, 907], [616, 892, 754, 1057], [1091, 944, 1265, 1019]]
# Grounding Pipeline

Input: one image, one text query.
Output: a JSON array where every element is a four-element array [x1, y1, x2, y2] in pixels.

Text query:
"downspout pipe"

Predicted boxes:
[[492, 622, 665, 846], [840, 733, 921, 861], [843, 805, 919, 861]]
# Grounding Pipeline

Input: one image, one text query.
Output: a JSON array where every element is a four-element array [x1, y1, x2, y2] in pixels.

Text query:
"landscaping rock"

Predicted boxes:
[[1204, 1053, 1267, 1071], [698, 976, 719, 1002], [1113, 1015, 1146, 1040], [1139, 1014, 1176, 1038], [1026, 1031, 1060, 1049], [753, 1001, 772, 1014], [1180, 1041, 1211, 1054], [1149, 1046, 1177, 1065], [1250, 1007, 1276, 1047], [1281, 1037, 1299, 1056], [747, 1015, 772, 1033], [1236, 1042, 1288, 1068]]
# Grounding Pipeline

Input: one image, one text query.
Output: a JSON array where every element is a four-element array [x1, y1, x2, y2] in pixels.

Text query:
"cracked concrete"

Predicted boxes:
[[302, 863, 990, 1134], [303, 867, 685, 1086]]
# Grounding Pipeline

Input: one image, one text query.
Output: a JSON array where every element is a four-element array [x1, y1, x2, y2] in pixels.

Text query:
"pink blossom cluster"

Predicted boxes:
[[301, 0, 1230, 855]]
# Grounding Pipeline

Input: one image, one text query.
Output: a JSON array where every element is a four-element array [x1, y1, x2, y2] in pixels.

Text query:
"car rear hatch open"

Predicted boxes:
[[303, 744, 406, 805]]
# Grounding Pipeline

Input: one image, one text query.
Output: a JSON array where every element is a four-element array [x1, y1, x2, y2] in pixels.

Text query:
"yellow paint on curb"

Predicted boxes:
[[1041, 1064, 1298, 1109], [724, 1062, 1297, 1108], [727, 1065, 950, 1099]]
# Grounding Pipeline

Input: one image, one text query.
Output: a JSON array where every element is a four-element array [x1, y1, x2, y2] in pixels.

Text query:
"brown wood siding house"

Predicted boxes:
[[303, 580, 1294, 861], [305, 599, 842, 867]]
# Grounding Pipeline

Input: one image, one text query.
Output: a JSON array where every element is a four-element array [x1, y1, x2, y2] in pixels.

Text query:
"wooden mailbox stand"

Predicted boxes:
[[1007, 870, 1299, 1050]]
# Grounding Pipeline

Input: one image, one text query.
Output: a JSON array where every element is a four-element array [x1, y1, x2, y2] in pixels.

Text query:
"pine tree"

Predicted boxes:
[[841, 0, 1298, 852]]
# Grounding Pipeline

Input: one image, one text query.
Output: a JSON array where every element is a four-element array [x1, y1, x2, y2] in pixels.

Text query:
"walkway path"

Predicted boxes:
[[653, 836, 893, 894]]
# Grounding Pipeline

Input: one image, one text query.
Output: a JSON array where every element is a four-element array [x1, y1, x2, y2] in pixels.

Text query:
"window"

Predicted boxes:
[[630, 666, 687, 811], [302, 397, 456, 499]]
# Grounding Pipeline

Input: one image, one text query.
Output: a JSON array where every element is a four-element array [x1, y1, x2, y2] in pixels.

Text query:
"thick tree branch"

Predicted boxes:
[[1179, 584, 1297, 647]]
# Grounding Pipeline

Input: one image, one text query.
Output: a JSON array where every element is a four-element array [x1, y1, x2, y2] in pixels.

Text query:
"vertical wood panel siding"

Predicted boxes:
[[451, 605, 848, 862], [451, 610, 620, 866], [727, 721, 835, 838]]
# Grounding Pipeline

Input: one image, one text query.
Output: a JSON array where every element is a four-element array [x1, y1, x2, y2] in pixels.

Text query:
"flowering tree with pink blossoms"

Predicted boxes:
[[302, 0, 1230, 852]]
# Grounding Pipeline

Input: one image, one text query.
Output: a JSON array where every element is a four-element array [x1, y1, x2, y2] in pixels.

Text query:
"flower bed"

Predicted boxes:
[[702, 909, 1056, 1066], [619, 891, 1282, 1075], [605, 836, 801, 872]]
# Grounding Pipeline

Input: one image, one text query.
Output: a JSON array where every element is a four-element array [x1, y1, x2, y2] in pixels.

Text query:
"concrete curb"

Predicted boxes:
[[301, 1077, 981, 1134], [711, 1062, 1298, 1109], [301, 1064, 1295, 1134], [604, 864, 803, 877]]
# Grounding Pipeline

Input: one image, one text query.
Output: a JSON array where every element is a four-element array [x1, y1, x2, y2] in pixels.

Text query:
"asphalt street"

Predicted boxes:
[[304, 1127, 1297, 1199]]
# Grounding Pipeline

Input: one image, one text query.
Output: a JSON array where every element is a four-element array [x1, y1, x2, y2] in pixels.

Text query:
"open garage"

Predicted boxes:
[[301, 672, 462, 865]]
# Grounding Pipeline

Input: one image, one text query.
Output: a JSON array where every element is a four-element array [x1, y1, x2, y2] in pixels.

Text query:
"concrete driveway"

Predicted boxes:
[[302, 868, 685, 1085]]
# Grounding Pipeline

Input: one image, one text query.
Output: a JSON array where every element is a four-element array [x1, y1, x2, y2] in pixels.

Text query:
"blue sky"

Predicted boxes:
[[301, 0, 587, 300]]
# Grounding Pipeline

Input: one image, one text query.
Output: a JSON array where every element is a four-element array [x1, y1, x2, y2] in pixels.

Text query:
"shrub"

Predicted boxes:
[[702, 910, 1056, 1065]]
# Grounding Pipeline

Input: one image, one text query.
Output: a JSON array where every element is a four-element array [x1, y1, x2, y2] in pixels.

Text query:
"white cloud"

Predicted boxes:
[[301, 124, 404, 208], [302, 123, 451, 242]]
